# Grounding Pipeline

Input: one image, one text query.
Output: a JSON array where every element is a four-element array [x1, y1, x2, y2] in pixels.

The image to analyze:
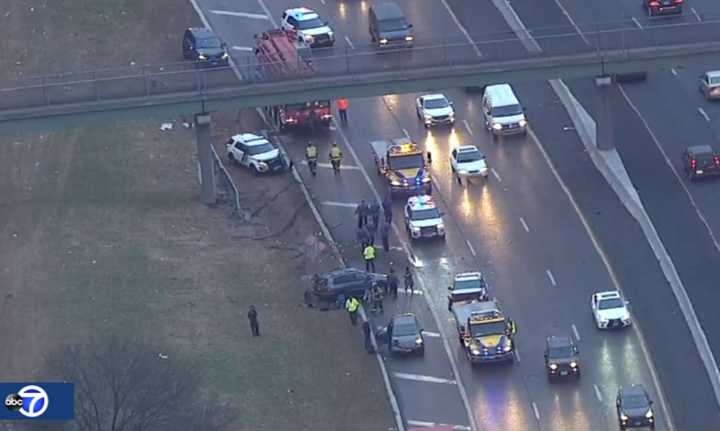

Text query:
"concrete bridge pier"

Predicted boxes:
[[595, 75, 615, 151], [195, 113, 217, 205]]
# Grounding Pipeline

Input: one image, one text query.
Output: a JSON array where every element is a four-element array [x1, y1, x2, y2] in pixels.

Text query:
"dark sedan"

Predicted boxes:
[[311, 268, 387, 300], [617, 385, 655, 429], [376, 313, 425, 356], [682, 145, 720, 181], [182, 27, 229, 66]]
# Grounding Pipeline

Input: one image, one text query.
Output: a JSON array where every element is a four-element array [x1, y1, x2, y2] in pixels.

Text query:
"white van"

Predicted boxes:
[[481, 84, 528, 138]]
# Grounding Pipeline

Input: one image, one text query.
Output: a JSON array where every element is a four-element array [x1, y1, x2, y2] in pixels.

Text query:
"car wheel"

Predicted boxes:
[[448, 301, 453, 312], [251, 165, 260, 176]]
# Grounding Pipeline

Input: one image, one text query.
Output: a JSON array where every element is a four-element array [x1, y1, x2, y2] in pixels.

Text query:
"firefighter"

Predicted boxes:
[[329, 142, 343, 174], [305, 141, 318, 176]]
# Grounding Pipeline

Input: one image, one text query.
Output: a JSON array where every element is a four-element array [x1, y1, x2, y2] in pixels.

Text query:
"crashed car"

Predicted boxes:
[[376, 313, 425, 356]]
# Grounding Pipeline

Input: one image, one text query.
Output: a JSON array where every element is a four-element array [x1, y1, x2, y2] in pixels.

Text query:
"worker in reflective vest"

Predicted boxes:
[[345, 296, 360, 325], [363, 244, 376, 273], [336, 98, 349, 124]]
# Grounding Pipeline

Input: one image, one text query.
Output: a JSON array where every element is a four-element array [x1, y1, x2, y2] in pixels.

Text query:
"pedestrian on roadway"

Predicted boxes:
[[383, 196, 393, 224], [362, 321, 374, 353], [355, 200, 368, 229], [366, 220, 377, 246], [388, 268, 399, 300], [336, 98, 349, 125], [363, 244, 377, 273], [336, 293, 346, 311], [248, 305, 260, 337], [404, 266, 415, 295], [346, 296, 360, 325], [381, 222, 390, 252], [370, 201, 381, 228], [357, 227, 370, 249], [373, 283, 384, 314], [363, 286, 373, 305]]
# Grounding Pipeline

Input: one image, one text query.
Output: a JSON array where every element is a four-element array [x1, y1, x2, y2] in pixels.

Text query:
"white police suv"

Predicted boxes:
[[281, 7, 335, 47], [591, 291, 631, 329], [226, 133, 287, 175], [404, 195, 446, 240]]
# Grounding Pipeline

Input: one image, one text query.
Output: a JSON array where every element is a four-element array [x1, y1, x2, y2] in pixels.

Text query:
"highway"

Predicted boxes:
[[186, 0, 710, 430]]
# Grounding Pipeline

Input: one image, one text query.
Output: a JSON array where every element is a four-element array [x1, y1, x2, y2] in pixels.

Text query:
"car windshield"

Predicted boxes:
[[548, 346, 573, 360], [454, 278, 485, 290], [492, 104, 523, 117], [196, 37, 222, 49], [457, 150, 483, 163], [598, 298, 624, 310], [388, 154, 424, 170], [424, 98, 448, 109], [393, 322, 418, 336], [470, 321, 506, 338], [297, 17, 325, 30], [623, 395, 649, 409], [411, 208, 440, 221], [710, 76, 720, 85], [379, 19, 408, 32], [246, 143, 275, 155]]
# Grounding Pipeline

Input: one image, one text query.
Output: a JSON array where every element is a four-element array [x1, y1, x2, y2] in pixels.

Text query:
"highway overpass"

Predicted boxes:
[[1, 19, 719, 132]]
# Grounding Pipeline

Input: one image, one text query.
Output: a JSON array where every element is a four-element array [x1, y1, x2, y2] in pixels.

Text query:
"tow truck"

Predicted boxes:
[[254, 29, 332, 130], [370, 138, 431, 196], [450, 298, 516, 365]]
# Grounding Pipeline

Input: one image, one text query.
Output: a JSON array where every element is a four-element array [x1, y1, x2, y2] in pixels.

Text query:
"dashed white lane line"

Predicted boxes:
[[393, 372, 457, 385], [321, 201, 357, 208], [546, 269, 557, 287], [698, 107, 711, 122], [594, 384, 603, 402], [519, 217, 530, 232], [406, 420, 471, 430], [553, 0, 590, 45], [670, 68, 678, 76], [209, 9, 269, 19], [231, 46, 253, 52], [691, 7, 702, 22], [344, 35, 354, 50], [631, 16, 643, 30], [466, 240, 476, 257], [463, 119, 474, 137], [572, 323, 581, 341], [532, 402, 540, 420], [299, 160, 361, 170], [491, 168, 502, 182], [423, 331, 441, 338], [403, 128, 411, 139]]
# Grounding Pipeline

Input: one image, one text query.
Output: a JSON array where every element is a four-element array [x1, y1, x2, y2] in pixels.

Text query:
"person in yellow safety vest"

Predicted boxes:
[[345, 296, 360, 325], [305, 141, 318, 176], [329, 142, 343, 174], [363, 243, 376, 273]]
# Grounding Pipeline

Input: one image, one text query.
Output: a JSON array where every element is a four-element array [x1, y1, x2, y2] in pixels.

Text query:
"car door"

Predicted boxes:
[[590, 294, 598, 317], [416, 97, 424, 116], [451, 149, 458, 171], [232, 141, 247, 165]]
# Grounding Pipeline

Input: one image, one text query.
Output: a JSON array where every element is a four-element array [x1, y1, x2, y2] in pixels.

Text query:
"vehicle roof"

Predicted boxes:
[[484, 84, 520, 107], [407, 195, 437, 210], [456, 145, 482, 154], [231, 133, 270, 146], [547, 335, 573, 348], [284, 7, 320, 20], [687, 145, 714, 155], [188, 27, 217, 38], [706, 71, 720, 79], [372, 2, 405, 19], [464, 300, 501, 315], [596, 291, 621, 300], [620, 385, 648, 398], [326, 267, 364, 277], [393, 313, 418, 325], [420, 94, 447, 101], [455, 272, 483, 281]]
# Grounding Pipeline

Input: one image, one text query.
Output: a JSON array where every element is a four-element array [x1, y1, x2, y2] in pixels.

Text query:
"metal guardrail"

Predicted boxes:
[[0, 19, 719, 119]]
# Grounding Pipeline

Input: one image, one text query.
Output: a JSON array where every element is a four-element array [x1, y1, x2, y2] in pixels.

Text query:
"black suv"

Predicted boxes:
[[311, 268, 387, 300], [376, 313, 425, 356], [682, 145, 720, 181], [182, 27, 229, 66], [544, 336, 580, 381], [617, 385, 655, 429]]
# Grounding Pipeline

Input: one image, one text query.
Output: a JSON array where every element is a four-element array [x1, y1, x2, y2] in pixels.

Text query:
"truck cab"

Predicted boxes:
[[451, 300, 516, 364], [371, 138, 431, 195]]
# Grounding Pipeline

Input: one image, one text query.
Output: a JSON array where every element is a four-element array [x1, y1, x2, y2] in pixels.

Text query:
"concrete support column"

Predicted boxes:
[[595, 75, 615, 151], [195, 113, 216, 205]]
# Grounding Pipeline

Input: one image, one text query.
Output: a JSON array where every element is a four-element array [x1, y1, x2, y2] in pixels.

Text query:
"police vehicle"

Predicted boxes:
[[591, 291, 632, 329], [403, 195, 445, 240], [416, 94, 454, 127], [226, 133, 288, 175], [281, 7, 335, 47]]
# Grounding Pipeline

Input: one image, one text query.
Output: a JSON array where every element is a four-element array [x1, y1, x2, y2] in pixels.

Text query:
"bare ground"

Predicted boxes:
[[0, 1, 393, 430]]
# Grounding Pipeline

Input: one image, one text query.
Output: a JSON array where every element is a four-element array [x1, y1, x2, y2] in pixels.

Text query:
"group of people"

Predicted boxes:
[[356, 197, 393, 272], [305, 141, 342, 176], [342, 266, 416, 326]]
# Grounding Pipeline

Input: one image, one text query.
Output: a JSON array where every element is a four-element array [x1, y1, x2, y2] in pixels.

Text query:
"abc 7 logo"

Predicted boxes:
[[4, 386, 49, 418]]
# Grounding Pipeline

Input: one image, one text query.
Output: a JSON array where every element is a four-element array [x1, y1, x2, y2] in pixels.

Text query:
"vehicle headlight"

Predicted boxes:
[[437, 223, 445, 232], [328, 31, 334, 37], [599, 317, 609, 324], [305, 34, 314, 43], [491, 123, 502, 130], [519, 119, 528, 127], [470, 346, 481, 355], [449, 112, 455, 118], [391, 180, 401, 186], [620, 413, 629, 421], [503, 344, 512, 352], [379, 38, 388, 44], [424, 114, 433, 120], [198, 54, 207, 60], [645, 410, 653, 419], [549, 363, 558, 370], [459, 169, 468, 175], [257, 161, 268, 170], [422, 177, 431, 183], [411, 226, 420, 233], [405, 35, 414, 42], [570, 361, 578, 368], [415, 337, 423, 345]]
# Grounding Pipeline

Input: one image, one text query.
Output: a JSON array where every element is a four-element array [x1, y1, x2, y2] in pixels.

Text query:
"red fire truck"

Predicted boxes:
[[254, 29, 332, 130]]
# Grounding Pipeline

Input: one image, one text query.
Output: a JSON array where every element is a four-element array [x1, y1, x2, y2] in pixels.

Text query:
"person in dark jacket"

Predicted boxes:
[[357, 227, 370, 249], [370, 201, 381, 229], [366, 222, 377, 246], [404, 267, 415, 295], [381, 222, 390, 252], [362, 321, 374, 353], [382, 195, 392, 224], [388, 268, 399, 300], [248, 305, 260, 337], [355, 200, 368, 229]]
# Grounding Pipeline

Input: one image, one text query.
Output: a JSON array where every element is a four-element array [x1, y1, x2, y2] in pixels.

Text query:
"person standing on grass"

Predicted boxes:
[[248, 305, 260, 337]]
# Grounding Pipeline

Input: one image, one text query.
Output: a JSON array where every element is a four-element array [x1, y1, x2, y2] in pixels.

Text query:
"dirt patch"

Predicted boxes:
[[0, 1, 394, 430]]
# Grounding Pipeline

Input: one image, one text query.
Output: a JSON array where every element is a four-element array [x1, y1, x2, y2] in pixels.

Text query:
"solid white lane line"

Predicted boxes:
[[546, 269, 557, 286], [631, 17, 643, 30], [299, 160, 360, 170], [594, 384, 603, 402], [463, 120, 474, 137], [440, 0, 483, 57], [491, 168, 502, 182], [572, 323, 581, 341], [670, 68, 678, 76], [698, 107, 711, 122], [691, 7, 702, 22], [209, 10, 268, 19], [344, 36, 354, 50], [403, 128, 411, 139], [466, 240, 477, 257], [321, 201, 357, 208], [519, 217, 530, 232], [532, 402, 540, 420], [231, 46, 253, 52], [553, 0, 590, 45], [393, 372, 457, 385], [423, 331, 441, 338]]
